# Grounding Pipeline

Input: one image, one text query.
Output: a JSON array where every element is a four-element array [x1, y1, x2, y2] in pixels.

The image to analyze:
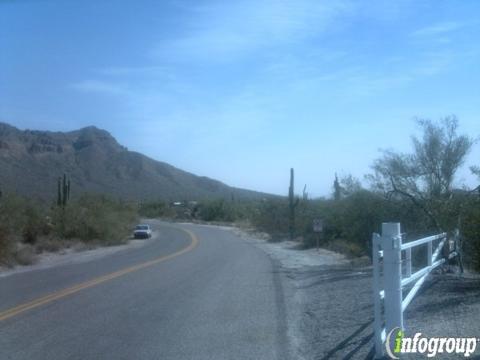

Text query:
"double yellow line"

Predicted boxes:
[[0, 227, 198, 322]]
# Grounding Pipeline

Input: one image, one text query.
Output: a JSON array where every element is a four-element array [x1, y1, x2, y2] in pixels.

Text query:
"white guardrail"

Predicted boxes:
[[372, 223, 459, 358]]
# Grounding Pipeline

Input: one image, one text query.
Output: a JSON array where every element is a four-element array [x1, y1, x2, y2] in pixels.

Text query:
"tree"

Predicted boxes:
[[333, 173, 362, 200], [333, 173, 342, 201], [470, 166, 480, 194], [340, 174, 362, 197], [369, 116, 473, 230], [472, 166, 480, 178]]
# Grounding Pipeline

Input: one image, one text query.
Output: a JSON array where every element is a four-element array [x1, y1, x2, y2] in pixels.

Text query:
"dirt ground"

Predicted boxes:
[[237, 228, 480, 360]]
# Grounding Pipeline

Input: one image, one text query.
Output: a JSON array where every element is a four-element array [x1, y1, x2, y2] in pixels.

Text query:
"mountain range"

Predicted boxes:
[[0, 122, 268, 202]]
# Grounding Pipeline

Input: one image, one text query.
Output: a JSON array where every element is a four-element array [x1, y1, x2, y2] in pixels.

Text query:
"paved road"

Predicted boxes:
[[0, 221, 291, 360]]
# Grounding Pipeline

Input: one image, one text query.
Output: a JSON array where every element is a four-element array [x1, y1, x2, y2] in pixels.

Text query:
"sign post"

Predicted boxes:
[[313, 218, 324, 251]]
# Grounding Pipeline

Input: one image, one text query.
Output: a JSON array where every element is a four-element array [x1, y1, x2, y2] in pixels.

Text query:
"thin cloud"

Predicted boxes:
[[412, 50, 454, 76], [152, 0, 353, 63], [70, 80, 129, 96], [96, 66, 173, 78], [411, 21, 463, 37]]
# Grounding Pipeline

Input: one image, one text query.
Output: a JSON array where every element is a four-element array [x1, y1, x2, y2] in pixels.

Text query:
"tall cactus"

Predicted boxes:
[[302, 184, 308, 201], [288, 168, 299, 239], [333, 173, 342, 201], [57, 173, 71, 207]]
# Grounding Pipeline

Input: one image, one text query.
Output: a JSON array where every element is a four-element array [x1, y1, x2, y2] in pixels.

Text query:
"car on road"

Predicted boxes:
[[133, 224, 152, 239]]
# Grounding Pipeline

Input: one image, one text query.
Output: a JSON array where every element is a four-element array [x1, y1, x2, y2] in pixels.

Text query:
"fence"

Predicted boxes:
[[371, 223, 460, 358]]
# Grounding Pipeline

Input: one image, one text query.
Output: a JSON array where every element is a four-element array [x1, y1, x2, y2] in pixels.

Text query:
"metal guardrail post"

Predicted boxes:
[[382, 223, 403, 343]]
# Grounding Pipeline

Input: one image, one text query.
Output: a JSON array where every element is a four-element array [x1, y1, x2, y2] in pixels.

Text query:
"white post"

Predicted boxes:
[[382, 222, 403, 345], [427, 241, 432, 266], [405, 248, 412, 278], [371, 233, 384, 358]]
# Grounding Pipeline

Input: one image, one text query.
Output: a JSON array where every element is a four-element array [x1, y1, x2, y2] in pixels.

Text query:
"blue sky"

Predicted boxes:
[[1, 0, 479, 196]]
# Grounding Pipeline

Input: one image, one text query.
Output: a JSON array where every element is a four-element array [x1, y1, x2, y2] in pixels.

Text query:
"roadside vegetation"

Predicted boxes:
[[1, 116, 478, 272], [138, 200, 175, 218], [257, 117, 479, 271], [141, 116, 480, 271], [0, 192, 138, 267]]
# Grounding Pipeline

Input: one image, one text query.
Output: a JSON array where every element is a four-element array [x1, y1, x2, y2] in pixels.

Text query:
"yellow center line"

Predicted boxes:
[[0, 227, 198, 322]]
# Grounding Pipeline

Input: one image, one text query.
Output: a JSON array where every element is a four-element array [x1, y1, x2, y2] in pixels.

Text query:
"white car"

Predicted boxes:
[[133, 224, 152, 239]]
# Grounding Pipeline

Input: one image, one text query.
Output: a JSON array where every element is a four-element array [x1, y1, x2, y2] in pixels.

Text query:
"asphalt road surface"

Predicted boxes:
[[0, 221, 292, 360]]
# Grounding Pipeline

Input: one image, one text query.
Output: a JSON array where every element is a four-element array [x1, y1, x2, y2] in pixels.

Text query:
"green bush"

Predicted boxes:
[[0, 192, 140, 264], [460, 196, 480, 271], [319, 191, 389, 254], [325, 239, 365, 258], [22, 204, 44, 244], [196, 199, 236, 222], [248, 190, 448, 258], [250, 199, 289, 237], [0, 195, 26, 263], [0, 225, 12, 264], [52, 195, 138, 244], [13, 244, 36, 265], [139, 201, 175, 218]]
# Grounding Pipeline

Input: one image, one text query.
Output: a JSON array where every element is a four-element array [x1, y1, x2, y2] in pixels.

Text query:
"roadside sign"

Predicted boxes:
[[313, 218, 323, 233]]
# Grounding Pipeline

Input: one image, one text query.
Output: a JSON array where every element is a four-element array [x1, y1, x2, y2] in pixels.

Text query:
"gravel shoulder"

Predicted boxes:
[[230, 226, 480, 360]]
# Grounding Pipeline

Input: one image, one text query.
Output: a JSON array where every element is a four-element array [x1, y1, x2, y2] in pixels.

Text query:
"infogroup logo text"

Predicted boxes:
[[385, 328, 478, 358]]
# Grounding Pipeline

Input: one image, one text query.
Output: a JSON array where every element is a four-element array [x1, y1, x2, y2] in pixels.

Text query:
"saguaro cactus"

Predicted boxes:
[[57, 173, 71, 207], [288, 168, 299, 239], [333, 173, 342, 201], [57, 177, 62, 206], [302, 184, 308, 201]]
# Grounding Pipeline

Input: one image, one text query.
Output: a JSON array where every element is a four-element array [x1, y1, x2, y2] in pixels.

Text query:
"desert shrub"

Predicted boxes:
[[250, 192, 388, 253], [34, 237, 63, 253], [0, 194, 32, 263], [139, 201, 175, 218], [0, 225, 12, 264], [52, 194, 138, 244], [0, 194, 29, 230], [247, 190, 445, 258], [321, 191, 390, 255], [325, 239, 365, 258], [22, 204, 44, 244], [196, 199, 236, 222], [13, 244, 36, 265], [460, 196, 480, 271], [250, 198, 289, 237]]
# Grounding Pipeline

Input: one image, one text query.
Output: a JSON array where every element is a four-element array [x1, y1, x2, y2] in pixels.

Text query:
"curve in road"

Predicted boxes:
[[0, 221, 292, 360], [0, 226, 198, 322]]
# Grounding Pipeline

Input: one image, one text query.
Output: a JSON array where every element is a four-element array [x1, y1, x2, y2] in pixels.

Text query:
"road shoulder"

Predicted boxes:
[[230, 226, 480, 359]]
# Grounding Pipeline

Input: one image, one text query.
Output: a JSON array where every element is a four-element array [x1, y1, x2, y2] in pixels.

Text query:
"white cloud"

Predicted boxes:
[[152, 0, 353, 63], [70, 80, 129, 96], [96, 66, 172, 77], [411, 21, 463, 38]]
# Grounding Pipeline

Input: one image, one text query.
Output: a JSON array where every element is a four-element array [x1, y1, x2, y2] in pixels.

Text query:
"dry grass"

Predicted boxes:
[[13, 244, 36, 265], [325, 239, 365, 258], [0, 227, 12, 265], [34, 237, 64, 253]]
